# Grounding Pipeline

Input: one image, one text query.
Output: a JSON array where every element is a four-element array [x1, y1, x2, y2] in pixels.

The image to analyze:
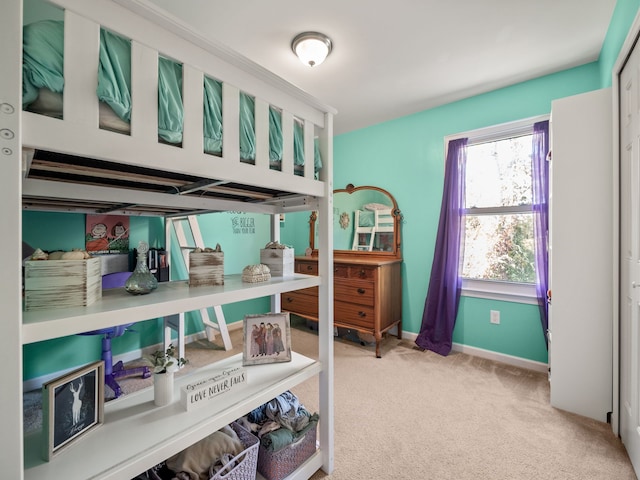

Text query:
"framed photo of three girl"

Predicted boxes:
[[243, 313, 292, 366]]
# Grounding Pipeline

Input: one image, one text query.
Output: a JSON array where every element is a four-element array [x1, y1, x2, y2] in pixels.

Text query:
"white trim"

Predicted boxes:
[[465, 204, 533, 215], [445, 114, 550, 146], [451, 343, 548, 373], [401, 330, 548, 373], [461, 278, 538, 305], [611, 7, 640, 439]]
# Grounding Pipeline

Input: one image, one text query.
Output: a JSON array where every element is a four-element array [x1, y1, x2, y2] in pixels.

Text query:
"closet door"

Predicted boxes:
[[549, 88, 612, 422], [620, 34, 640, 473]]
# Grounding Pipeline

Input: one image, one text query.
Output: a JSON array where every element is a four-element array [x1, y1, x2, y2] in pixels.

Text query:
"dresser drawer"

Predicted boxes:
[[335, 279, 374, 306], [333, 264, 349, 278], [296, 261, 318, 276], [335, 302, 375, 329], [348, 265, 376, 280], [281, 290, 318, 318]]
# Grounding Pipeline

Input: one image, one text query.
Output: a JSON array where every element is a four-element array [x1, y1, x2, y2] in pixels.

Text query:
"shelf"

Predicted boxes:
[[23, 274, 321, 344], [24, 351, 322, 480]]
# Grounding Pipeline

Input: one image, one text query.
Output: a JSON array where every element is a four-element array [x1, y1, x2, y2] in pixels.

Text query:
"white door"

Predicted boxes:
[[550, 90, 613, 420], [620, 34, 640, 473]]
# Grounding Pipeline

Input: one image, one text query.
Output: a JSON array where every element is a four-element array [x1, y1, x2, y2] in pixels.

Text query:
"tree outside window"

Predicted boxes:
[[461, 134, 535, 284]]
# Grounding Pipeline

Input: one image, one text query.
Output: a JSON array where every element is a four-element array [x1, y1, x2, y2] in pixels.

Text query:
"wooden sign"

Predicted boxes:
[[180, 366, 247, 411]]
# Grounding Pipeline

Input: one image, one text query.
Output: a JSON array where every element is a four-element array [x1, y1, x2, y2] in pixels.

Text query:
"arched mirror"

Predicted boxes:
[[309, 184, 402, 259]]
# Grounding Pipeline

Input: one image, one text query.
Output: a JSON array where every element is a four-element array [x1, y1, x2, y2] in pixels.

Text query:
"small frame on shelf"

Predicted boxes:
[[41, 361, 105, 461], [243, 312, 292, 366]]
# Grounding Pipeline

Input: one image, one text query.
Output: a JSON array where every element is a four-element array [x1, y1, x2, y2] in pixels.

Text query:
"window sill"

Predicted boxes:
[[461, 278, 538, 305]]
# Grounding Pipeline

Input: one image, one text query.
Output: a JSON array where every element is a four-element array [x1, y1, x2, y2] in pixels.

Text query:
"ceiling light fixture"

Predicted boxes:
[[291, 32, 332, 67]]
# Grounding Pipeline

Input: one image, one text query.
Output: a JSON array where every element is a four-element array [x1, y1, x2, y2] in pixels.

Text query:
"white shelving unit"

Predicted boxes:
[[24, 352, 322, 480], [0, 1, 335, 478]]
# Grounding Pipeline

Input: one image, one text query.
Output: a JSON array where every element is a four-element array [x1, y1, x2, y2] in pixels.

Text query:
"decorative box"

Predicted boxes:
[[260, 246, 294, 277], [24, 257, 102, 311], [242, 264, 271, 283], [189, 246, 224, 286], [257, 423, 317, 480]]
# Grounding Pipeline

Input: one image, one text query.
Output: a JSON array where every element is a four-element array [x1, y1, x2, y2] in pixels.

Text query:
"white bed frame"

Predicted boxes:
[[352, 208, 394, 251], [1, 1, 335, 479]]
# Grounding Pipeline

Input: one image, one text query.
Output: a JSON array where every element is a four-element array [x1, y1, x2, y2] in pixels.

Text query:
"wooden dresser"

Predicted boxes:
[[282, 255, 402, 357]]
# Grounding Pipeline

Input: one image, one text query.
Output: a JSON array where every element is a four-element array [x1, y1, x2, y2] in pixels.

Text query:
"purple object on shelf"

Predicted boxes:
[[79, 271, 151, 398]]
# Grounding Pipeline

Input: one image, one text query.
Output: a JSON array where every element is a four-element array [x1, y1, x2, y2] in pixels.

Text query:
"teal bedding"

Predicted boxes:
[[358, 210, 375, 227], [22, 20, 321, 172]]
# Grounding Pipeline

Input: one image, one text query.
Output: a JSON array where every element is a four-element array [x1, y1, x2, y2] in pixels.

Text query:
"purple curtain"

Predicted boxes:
[[532, 120, 550, 347], [415, 138, 468, 356]]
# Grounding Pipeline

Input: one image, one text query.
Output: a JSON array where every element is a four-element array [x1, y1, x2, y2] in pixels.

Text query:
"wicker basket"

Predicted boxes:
[[209, 422, 259, 480], [256, 424, 317, 480]]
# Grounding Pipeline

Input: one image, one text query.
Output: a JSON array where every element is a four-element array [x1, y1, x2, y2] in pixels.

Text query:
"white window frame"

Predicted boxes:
[[446, 114, 549, 304]]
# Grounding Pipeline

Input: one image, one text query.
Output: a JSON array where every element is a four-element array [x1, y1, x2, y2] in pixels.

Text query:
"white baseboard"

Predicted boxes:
[[401, 330, 548, 374]]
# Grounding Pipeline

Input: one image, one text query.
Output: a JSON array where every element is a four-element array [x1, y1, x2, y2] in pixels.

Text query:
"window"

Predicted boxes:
[[452, 117, 548, 303]]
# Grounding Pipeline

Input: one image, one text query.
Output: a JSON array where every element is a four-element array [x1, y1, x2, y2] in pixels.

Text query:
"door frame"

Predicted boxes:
[[613, 10, 640, 437]]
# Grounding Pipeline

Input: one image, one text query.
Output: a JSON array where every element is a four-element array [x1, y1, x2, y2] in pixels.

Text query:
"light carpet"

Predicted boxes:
[[24, 318, 637, 479]]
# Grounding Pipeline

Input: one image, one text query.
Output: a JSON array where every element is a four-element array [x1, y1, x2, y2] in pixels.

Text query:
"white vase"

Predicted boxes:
[[153, 372, 174, 407]]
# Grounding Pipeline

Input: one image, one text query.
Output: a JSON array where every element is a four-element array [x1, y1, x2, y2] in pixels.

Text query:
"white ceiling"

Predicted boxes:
[[148, 0, 617, 135]]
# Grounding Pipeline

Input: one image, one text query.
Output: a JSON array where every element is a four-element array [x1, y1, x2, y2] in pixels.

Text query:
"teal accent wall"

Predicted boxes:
[[453, 299, 545, 362], [599, 0, 640, 87], [331, 63, 602, 365], [279, 211, 312, 254]]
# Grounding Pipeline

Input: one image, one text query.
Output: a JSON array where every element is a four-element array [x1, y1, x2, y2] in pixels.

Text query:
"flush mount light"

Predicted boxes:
[[291, 31, 332, 67]]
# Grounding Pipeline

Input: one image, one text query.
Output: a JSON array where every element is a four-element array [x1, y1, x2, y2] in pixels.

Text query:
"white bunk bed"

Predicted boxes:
[[351, 208, 394, 251], [1, 1, 335, 479]]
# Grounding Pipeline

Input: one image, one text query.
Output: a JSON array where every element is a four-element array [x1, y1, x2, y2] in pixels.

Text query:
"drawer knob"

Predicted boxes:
[[359, 269, 366, 277], [307, 265, 313, 271], [357, 288, 366, 295], [358, 311, 367, 318], [286, 297, 293, 303]]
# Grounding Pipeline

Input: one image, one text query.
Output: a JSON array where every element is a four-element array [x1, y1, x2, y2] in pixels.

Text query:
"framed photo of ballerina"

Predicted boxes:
[[41, 361, 104, 461], [243, 312, 292, 366]]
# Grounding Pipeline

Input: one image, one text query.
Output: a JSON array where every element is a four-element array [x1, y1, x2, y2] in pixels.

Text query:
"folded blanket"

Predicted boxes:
[[260, 412, 319, 453]]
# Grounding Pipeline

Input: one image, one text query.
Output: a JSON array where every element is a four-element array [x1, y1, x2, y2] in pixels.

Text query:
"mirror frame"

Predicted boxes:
[[309, 184, 402, 260]]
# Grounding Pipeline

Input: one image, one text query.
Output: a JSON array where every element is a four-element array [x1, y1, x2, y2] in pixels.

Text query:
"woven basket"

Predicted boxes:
[[209, 422, 259, 480], [256, 425, 317, 480]]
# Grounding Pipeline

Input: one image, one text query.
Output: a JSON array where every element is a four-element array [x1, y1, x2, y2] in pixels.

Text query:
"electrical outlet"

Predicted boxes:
[[490, 310, 500, 324]]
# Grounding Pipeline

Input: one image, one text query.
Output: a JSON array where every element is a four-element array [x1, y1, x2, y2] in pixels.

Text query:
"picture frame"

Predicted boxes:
[[42, 361, 105, 461], [243, 312, 292, 366], [85, 214, 130, 254]]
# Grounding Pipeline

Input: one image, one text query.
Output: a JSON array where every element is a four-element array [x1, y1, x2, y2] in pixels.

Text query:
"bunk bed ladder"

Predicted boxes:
[[167, 216, 233, 352], [351, 211, 376, 251]]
